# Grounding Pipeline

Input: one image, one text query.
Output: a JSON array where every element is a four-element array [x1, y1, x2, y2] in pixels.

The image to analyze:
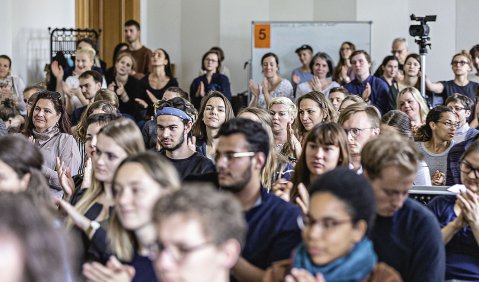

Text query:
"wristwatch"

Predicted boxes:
[[86, 220, 100, 237]]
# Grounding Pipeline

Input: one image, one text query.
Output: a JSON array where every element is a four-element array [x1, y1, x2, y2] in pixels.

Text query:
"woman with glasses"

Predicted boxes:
[[190, 50, 231, 110], [249, 52, 293, 109], [426, 50, 479, 106], [428, 138, 479, 281], [22, 90, 81, 196], [82, 151, 180, 282], [333, 41, 356, 85], [415, 106, 457, 185], [265, 167, 401, 282]]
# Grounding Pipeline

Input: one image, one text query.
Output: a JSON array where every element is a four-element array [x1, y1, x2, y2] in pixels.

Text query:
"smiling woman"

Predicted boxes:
[[22, 90, 81, 195]]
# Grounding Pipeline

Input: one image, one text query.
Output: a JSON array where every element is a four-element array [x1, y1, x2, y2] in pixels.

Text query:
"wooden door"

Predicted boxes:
[[75, 0, 140, 68]]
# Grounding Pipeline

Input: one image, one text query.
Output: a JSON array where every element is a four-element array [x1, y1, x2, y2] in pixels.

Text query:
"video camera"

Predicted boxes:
[[409, 14, 436, 38]]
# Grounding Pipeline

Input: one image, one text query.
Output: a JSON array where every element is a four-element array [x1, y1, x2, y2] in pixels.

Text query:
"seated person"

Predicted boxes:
[[215, 118, 302, 281], [156, 97, 215, 179], [264, 167, 401, 282], [153, 184, 247, 282], [429, 139, 479, 281], [446, 93, 478, 143]]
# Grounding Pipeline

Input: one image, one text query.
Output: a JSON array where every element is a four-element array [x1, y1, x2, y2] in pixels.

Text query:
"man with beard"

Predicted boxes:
[[156, 97, 215, 180], [124, 19, 152, 79], [71, 70, 103, 125], [215, 118, 301, 282]]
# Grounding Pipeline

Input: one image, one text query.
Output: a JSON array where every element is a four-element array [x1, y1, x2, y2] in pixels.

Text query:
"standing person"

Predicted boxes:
[[379, 55, 400, 111], [344, 50, 390, 114], [333, 41, 356, 85], [391, 37, 409, 70], [429, 139, 479, 281], [190, 50, 231, 110], [124, 19, 152, 80], [295, 52, 340, 98], [362, 134, 445, 282], [140, 48, 178, 117], [215, 118, 301, 281], [153, 185, 247, 282], [249, 52, 293, 109], [0, 55, 26, 115], [427, 50, 479, 106], [291, 44, 314, 87], [156, 97, 215, 180]]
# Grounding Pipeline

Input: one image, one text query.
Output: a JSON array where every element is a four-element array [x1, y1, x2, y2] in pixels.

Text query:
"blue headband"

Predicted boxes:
[[156, 107, 192, 122]]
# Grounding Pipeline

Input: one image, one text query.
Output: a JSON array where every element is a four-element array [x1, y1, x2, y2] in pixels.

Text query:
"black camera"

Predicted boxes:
[[409, 14, 436, 38]]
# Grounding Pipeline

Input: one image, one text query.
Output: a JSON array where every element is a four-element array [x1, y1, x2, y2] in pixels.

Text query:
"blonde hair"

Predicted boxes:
[[108, 151, 180, 260], [268, 96, 297, 118], [66, 119, 145, 229], [76, 47, 96, 62], [396, 87, 429, 124]]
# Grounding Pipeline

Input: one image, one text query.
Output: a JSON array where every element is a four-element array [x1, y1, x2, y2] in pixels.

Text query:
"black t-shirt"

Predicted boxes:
[[161, 151, 216, 180]]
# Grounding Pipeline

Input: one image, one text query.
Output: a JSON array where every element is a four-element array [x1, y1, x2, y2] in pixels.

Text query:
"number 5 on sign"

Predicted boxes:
[[254, 24, 271, 48]]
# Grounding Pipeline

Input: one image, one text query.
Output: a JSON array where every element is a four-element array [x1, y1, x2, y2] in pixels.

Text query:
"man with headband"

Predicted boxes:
[[156, 97, 215, 179]]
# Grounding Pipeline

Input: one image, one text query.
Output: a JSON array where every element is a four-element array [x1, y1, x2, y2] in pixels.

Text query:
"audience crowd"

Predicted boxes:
[[2, 18, 479, 281]]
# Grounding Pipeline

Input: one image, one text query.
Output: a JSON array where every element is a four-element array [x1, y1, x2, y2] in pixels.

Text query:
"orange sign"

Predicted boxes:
[[254, 24, 271, 48]]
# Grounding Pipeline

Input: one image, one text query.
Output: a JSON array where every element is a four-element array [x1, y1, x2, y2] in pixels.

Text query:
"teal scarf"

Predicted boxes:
[[292, 239, 377, 282]]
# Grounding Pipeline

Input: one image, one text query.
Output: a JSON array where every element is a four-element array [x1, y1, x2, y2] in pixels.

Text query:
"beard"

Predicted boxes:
[[220, 163, 252, 193], [161, 133, 185, 152]]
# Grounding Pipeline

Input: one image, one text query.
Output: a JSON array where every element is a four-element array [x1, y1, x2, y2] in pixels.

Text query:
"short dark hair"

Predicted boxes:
[[309, 167, 376, 234], [124, 19, 140, 30], [164, 87, 190, 101], [445, 93, 474, 111], [86, 113, 121, 128], [76, 37, 97, 52], [216, 118, 270, 160], [79, 70, 103, 84], [156, 97, 198, 124]]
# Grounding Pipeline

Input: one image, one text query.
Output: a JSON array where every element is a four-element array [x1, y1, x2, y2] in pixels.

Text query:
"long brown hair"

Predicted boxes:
[[290, 122, 350, 202]]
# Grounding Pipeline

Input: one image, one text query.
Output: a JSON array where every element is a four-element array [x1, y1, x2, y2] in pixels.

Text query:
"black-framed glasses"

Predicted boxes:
[[460, 160, 479, 178], [451, 60, 468, 66], [214, 151, 255, 163], [298, 214, 351, 232], [149, 240, 213, 263], [437, 121, 459, 129], [448, 106, 466, 112], [343, 127, 374, 138]]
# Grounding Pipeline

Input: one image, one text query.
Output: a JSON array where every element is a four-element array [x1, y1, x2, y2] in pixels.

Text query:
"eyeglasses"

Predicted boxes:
[[451, 60, 469, 66], [437, 121, 459, 129], [204, 59, 218, 63], [343, 127, 374, 138], [460, 160, 479, 178], [149, 240, 212, 263], [298, 214, 351, 232], [448, 106, 466, 112], [214, 151, 256, 163]]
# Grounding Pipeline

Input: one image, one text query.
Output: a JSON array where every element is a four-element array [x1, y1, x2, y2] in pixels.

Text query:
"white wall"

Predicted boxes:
[[0, 0, 75, 85]]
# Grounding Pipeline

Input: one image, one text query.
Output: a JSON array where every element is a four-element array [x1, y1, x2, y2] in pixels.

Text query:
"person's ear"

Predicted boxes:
[[219, 239, 242, 269], [351, 220, 367, 243], [184, 121, 193, 134], [253, 152, 266, 171], [19, 173, 31, 191], [465, 110, 472, 119]]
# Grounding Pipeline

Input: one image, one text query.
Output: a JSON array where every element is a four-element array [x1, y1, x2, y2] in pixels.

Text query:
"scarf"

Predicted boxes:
[[292, 239, 377, 282], [32, 125, 60, 147]]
